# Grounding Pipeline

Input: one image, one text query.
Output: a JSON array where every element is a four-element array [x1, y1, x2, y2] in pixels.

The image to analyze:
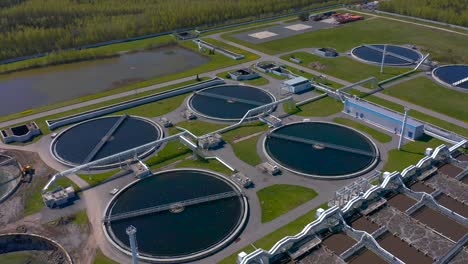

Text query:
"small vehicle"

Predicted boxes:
[[109, 188, 119, 195], [51, 133, 58, 139]]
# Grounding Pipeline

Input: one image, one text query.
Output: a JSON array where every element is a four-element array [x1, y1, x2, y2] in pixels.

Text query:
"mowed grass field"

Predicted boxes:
[[223, 17, 468, 64], [281, 51, 409, 83], [383, 76, 468, 122]]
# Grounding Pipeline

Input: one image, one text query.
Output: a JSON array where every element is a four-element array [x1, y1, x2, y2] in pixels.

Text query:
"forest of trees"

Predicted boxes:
[[0, 0, 353, 61], [378, 0, 468, 27]]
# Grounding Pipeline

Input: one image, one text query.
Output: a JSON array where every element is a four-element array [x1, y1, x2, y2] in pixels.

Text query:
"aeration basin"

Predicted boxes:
[[103, 169, 248, 263], [264, 122, 379, 179], [188, 84, 275, 121]]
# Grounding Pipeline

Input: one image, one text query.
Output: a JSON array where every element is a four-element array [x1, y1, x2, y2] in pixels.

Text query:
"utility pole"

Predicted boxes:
[[398, 107, 410, 150], [126, 225, 139, 264]]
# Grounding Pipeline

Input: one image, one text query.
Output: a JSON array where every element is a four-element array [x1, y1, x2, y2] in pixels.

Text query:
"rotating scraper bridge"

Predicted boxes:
[[103, 190, 242, 223]]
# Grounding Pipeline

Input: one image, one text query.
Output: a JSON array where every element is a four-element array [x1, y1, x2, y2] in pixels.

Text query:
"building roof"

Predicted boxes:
[[346, 99, 423, 128], [283, 76, 309, 86]]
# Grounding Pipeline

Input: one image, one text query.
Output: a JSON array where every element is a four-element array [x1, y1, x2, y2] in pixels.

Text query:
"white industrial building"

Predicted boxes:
[[282, 76, 312, 93]]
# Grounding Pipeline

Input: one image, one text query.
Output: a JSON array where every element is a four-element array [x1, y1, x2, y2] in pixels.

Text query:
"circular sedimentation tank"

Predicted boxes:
[[264, 122, 379, 179], [51, 115, 162, 168], [0, 154, 21, 203], [0, 233, 72, 264], [103, 169, 248, 263], [351, 44, 422, 66], [188, 84, 275, 121], [432, 65, 468, 89]]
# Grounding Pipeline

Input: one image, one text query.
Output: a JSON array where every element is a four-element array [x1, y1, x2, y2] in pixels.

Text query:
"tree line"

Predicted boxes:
[[0, 0, 354, 61], [378, 0, 468, 27]]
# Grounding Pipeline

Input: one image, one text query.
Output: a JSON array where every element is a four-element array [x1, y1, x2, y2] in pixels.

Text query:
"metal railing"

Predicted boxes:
[[82, 114, 128, 164], [103, 191, 240, 222]]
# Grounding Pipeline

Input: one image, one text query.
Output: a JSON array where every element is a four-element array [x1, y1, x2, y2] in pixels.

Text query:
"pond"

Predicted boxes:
[[0, 45, 208, 116]]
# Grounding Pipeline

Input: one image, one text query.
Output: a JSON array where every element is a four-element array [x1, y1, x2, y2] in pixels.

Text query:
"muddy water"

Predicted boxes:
[[0, 45, 208, 116]]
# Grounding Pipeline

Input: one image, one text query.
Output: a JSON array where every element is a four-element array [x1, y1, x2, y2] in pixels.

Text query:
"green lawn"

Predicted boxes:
[[350, 89, 468, 137], [222, 17, 468, 64], [383, 77, 468, 121], [223, 121, 268, 142], [71, 210, 89, 227], [281, 51, 408, 84], [218, 203, 329, 264], [231, 135, 263, 166], [333, 117, 393, 143], [175, 157, 234, 175], [0, 251, 47, 264], [94, 249, 119, 264], [216, 70, 269, 86], [257, 184, 318, 223], [286, 96, 343, 117], [145, 141, 192, 170], [202, 38, 259, 62], [24, 176, 79, 216], [114, 93, 189, 118], [77, 169, 120, 186], [383, 135, 445, 172], [174, 120, 228, 136], [222, 122, 267, 166]]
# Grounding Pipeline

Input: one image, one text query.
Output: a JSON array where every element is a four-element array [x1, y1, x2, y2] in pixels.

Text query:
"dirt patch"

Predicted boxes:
[[435, 193, 468, 217], [387, 193, 416, 212], [456, 154, 468, 162], [0, 149, 94, 263], [346, 247, 387, 264], [322, 232, 356, 255], [409, 181, 434, 193], [349, 217, 379, 233], [0, 149, 56, 225], [438, 163, 463, 178], [411, 206, 467, 241], [376, 231, 432, 264], [308, 61, 327, 70]]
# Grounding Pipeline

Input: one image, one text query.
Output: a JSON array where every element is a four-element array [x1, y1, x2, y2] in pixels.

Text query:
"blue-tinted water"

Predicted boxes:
[[352, 44, 421, 65], [190, 85, 274, 120], [265, 122, 377, 177], [433, 65, 468, 89], [0, 45, 208, 116], [106, 170, 244, 258], [53, 116, 160, 166]]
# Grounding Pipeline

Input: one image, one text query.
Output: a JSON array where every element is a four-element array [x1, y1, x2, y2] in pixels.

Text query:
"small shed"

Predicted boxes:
[[283, 77, 312, 93]]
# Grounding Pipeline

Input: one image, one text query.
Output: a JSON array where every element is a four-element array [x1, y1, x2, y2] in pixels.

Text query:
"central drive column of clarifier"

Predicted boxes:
[[126, 225, 139, 264]]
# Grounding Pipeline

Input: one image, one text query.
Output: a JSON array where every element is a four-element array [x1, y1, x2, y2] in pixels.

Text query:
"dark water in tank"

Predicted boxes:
[[190, 85, 274, 120], [434, 65, 468, 89], [352, 44, 421, 65], [265, 122, 377, 177], [107, 170, 244, 258], [0, 45, 209, 116], [53, 116, 160, 165]]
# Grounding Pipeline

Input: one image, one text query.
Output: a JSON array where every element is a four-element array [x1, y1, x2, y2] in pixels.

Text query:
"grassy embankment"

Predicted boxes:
[[257, 184, 318, 223]]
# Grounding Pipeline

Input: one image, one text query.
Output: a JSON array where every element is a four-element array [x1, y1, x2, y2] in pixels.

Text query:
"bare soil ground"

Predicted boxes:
[[0, 148, 94, 264]]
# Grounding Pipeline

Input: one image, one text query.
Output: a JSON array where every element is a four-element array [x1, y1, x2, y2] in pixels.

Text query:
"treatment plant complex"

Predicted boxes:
[[0, 2, 467, 264]]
